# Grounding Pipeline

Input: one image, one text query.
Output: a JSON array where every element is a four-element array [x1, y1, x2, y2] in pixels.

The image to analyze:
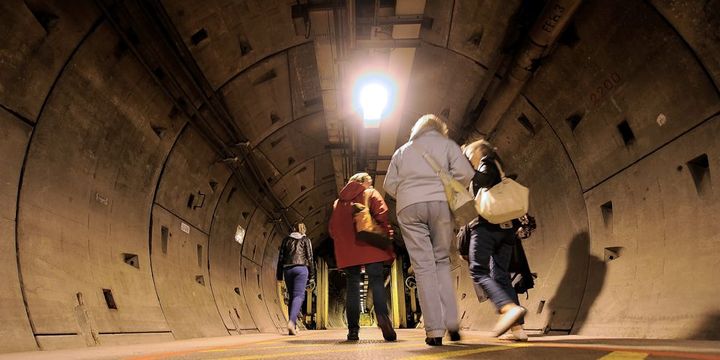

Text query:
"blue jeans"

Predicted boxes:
[[469, 224, 524, 325], [283, 265, 309, 326], [345, 262, 389, 331]]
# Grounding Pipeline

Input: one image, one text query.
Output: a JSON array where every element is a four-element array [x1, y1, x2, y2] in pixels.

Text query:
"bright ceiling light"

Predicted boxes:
[[353, 73, 396, 128], [359, 83, 388, 123]]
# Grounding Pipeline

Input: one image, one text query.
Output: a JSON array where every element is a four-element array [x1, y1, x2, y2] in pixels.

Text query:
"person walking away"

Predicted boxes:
[[276, 223, 315, 335], [384, 114, 475, 346], [464, 139, 527, 340], [328, 173, 397, 342]]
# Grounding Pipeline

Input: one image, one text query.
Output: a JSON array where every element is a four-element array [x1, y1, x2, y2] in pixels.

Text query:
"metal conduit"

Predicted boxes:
[[474, 0, 583, 137]]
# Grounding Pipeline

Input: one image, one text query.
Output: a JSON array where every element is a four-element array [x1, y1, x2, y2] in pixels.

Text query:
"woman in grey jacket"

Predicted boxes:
[[384, 114, 474, 346]]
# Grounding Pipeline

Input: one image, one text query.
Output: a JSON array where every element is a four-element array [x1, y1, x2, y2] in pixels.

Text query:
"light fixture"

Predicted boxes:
[[353, 73, 396, 128], [359, 83, 388, 123]]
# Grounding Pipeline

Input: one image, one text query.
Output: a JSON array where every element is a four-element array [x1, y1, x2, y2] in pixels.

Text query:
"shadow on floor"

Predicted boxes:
[[526, 337, 720, 347]]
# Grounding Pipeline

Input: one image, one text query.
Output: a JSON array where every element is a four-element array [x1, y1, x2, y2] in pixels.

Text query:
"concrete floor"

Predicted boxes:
[[1, 330, 719, 360]]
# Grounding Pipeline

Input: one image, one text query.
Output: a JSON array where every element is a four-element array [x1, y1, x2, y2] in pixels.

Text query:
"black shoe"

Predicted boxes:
[[449, 330, 461, 341], [347, 329, 359, 341], [425, 337, 443, 346], [377, 314, 397, 341]]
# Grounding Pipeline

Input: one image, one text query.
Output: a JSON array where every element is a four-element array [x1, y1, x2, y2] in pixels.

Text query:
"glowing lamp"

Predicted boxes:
[[353, 73, 396, 128], [359, 83, 388, 124]]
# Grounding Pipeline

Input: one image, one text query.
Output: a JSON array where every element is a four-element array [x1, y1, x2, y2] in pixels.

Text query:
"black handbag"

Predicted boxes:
[[509, 238, 536, 297], [356, 230, 393, 249], [457, 225, 471, 258]]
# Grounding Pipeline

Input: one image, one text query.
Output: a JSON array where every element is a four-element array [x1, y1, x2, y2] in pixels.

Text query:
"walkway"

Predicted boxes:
[[2, 329, 719, 360]]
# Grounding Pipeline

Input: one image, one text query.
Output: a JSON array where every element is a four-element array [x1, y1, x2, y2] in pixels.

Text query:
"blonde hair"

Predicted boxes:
[[348, 172, 372, 184], [464, 139, 495, 163], [293, 222, 307, 235], [409, 114, 448, 140]]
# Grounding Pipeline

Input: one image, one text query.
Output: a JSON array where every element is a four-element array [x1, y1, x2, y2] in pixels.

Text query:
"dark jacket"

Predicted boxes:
[[276, 232, 315, 281], [328, 182, 394, 269], [509, 238, 535, 296], [471, 153, 502, 194]]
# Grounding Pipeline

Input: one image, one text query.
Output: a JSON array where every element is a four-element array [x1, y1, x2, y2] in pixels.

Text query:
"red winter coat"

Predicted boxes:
[[328, 181, 395, 269]]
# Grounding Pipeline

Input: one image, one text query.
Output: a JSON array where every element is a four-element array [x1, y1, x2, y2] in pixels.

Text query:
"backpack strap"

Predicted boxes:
[[363, 188, 372, 208], [414, 142, 445, 175]]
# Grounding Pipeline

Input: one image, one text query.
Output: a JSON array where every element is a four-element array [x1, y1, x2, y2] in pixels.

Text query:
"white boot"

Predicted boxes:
[[288, 321, 297, 335]]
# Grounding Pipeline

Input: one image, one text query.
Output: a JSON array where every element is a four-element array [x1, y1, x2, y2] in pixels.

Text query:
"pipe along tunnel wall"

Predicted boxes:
[[1, 0, 720, 354]]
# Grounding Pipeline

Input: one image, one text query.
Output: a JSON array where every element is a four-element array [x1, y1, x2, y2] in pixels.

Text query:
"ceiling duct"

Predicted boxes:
[[474, 0, 583, 137]]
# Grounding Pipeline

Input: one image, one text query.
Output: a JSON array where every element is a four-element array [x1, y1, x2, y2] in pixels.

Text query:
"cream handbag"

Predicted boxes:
[[476, 160, 529, 224]]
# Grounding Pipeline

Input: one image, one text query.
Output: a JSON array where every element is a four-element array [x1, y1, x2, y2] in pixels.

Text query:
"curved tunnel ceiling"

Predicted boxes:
[[1, 0, 720, 354]]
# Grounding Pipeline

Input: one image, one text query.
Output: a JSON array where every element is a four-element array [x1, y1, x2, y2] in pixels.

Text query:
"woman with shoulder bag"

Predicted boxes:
[[328, 173, 397, 342], [276, 223, 315, 335], [464, 139, 528, 341], [384, 114, 475, 346]]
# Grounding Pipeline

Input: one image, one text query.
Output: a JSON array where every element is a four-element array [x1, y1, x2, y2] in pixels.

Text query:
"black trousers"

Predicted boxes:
[[345, 262, 389, 331]]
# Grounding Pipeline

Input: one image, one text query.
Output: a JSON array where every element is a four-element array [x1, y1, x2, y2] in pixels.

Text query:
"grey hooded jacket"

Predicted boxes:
[[383, 130, 474, 214]]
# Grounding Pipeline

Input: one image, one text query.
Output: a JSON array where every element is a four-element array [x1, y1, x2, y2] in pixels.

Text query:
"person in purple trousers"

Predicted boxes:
[[276, 223, 315, 335]]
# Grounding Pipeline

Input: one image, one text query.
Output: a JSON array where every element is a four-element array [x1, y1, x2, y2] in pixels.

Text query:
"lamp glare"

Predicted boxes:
[[359, 83, 389, 126]]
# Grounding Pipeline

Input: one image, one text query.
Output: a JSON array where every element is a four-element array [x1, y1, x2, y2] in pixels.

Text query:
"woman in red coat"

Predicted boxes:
[[328, 172, 396, 342]]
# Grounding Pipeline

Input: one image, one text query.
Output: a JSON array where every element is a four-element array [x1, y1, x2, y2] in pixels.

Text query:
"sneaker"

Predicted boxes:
[[287, 321, 297, 336], [377, 314, 397, 341], [347, 328, 359, 341], [425, 337, 443, 346], [448, 330, 461, 341], [498, 332, 515, 341], [498, 328, 528, 342], [492, 306, 526, 337], [511, 326, 528, 341]]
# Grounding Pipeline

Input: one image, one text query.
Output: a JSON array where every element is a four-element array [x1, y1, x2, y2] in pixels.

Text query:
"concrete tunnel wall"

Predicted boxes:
[[438, 0, 720, 339], [1, 0, 720, 355], [0, 0, 309, 352]]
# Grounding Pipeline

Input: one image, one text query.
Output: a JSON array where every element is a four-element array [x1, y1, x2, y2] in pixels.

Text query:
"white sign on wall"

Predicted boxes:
[[235, 225, 246, 245]]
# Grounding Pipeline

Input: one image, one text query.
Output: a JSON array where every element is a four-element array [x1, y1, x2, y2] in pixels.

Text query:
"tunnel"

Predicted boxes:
[[1, 0, 720, 359]]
